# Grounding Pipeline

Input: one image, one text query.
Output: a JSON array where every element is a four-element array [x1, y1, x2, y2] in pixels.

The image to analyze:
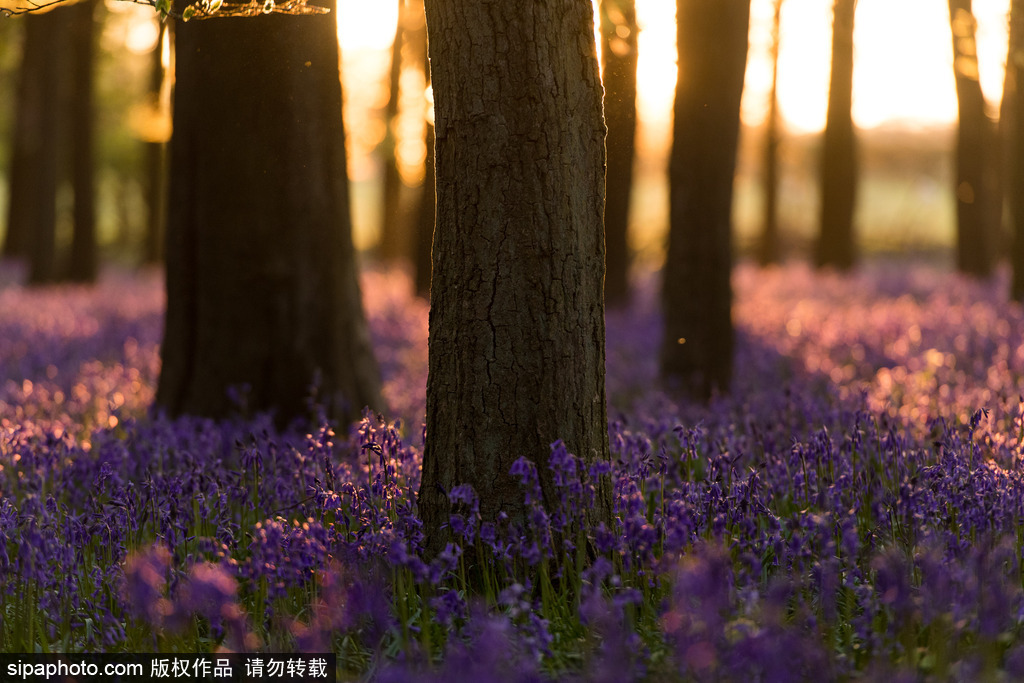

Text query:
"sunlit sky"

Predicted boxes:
[[336, 0, 1012, 134]]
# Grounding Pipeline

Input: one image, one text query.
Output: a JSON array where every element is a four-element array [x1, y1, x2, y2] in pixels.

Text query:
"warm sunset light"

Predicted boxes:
[[336, 0, 1012, 159], [9, 0, 1024, 671]]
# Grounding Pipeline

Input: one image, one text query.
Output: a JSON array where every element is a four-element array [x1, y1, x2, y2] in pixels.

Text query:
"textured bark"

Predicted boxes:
[[66, 0, 98, 284], [419, 0, 612, 555], [949, 0, 995, 277], [1011, 0, 1024, 300], [600, 0, 638, 306], [156, 6, 383, 427], [816, 0, 857, 270], [661, 0, 749, 401], [758, 0, 782, 267]]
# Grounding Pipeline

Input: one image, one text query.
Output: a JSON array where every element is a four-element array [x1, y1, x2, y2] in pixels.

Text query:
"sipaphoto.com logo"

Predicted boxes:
[[0, 653, 338, 683], [6, 658, 143, 681]]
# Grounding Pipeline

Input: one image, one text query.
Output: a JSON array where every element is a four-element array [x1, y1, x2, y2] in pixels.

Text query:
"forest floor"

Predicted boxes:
[[2, 256, 1024, 680]]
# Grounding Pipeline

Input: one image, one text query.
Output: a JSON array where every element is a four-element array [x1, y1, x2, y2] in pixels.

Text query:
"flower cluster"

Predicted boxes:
[[4, 262, 1024, 679]]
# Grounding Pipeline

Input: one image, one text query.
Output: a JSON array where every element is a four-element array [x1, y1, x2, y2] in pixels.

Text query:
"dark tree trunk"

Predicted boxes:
[[413, 120, 434, 298], [156, 5, 383, 427], [949, 0, 995, 277], [600, 0, 638, 306], [377, 0, 408, 263], [4, 16, 41, 260], [144, 22, 171, 265], [758, 0, 783, 267], [816, 0, 857, 270], [66, 0, 98, 283], [6, 10, 68, 281], [419, 0, 612, 556], [661, 0, 749, 401], [410, 0, 434, 298], [1010, 0, 1024, 300]]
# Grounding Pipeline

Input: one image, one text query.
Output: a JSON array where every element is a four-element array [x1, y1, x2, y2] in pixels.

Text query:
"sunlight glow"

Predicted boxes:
[[337, 0, 398, 50]]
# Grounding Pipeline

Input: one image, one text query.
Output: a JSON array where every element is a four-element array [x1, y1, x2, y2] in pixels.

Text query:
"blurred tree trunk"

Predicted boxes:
[[661, 0, 749, 401], [412, 120, 434, 297], [758, 0, 783, 266], [419, 0, 612, 556], [1010, 0, 1024, 300], [5, 10, 67, 281], [815, 0, 857, 270], [157, 5, 383, 426], [410, 0, 434, 297], [66, 0, 98, 283], [600, 0, 638, 306], [144, 22, 171, 265], [949, 0, 995, 277], [377, 0, 408, 263]]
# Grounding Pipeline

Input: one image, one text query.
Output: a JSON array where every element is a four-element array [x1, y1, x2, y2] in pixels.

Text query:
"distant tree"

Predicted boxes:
[[816, 0, 857, 270], [377, 0, 408, 263], [1010, 0, 1024, 300], [5, 10, 67, 280], [758, 0, 783, 266], [411, 3, 434, 298], [600, 0, 639, 306], [5, 5, 97, 284], [156, 4, 384, 426], [418, 0, 613, 556], [948, 0, 996, 277], [66, 0, 99, 283], [143, 22, 171, 265], [661, 0, 750, 401], [412, 118, 434, 298]]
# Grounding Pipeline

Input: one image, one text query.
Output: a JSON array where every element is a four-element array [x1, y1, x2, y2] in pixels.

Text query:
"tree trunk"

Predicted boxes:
[[661, 0, 749, 401], [6, 10, 68, 282], [816, 0, 857, 270], [413, 121, 434, 298], [758, 0, 783, 266], [600, 0, 639, 306], [410, 0, 434, 298], [419, 0, 612, 556], [144, 22, 171, 265], [156, 6, 383, 427], [377, 0, 408, 263], [66, 0, 98, 283], [3, 16, 40, 261], [1010, 0, 1024, 300], [949, 0, 995, 277]]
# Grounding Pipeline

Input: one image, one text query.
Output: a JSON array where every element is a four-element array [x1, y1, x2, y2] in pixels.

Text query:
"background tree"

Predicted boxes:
[[1010, 0, 1024, 300], [156, 3, 383, 426], [377, 0, 409, 264], [418, 0, 612, 556], [661, 0, 750, 401], [5, 9, 67, 282], [948, 0, 996, 277], [143, 22, 171, 265], [4, 4, 97, 284], [758, 0, 783, 266], [600, 0, 639, 306], [816, 0, 857, 270], [411, 5, 434, 298], [66, 0, 99, 283]]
